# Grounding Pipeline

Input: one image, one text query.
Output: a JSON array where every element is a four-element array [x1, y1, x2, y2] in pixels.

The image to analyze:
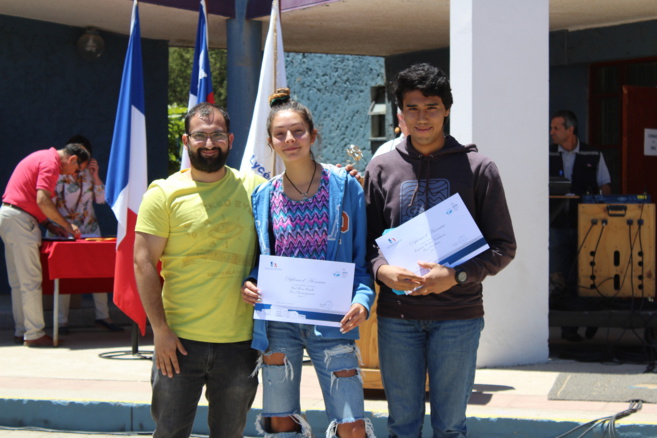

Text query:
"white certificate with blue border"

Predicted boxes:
[[254, 255, 354, 327], [375, 193, 489, 276]]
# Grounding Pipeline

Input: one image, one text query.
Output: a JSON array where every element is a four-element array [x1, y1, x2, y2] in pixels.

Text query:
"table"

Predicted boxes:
[[40, 239, 116, 346], [549, 195, 579, 226]]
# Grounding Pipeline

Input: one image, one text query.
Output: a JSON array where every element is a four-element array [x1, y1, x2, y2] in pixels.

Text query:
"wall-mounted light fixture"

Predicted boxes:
[[77, 28, 105, 60]]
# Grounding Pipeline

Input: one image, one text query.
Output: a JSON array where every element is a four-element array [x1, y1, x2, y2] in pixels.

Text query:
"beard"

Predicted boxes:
[[188, 146, 230, 173]]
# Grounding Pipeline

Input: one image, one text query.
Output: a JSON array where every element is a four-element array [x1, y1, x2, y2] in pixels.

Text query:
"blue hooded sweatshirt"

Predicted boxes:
[[248, 164, 375, 352]]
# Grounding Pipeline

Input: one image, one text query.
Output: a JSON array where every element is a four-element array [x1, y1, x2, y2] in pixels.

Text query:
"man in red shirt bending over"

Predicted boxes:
[[0, 142, 90, 347]]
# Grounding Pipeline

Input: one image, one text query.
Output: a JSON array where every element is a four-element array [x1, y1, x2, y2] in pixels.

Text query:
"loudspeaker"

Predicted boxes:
[[577, 203, 655, 298]]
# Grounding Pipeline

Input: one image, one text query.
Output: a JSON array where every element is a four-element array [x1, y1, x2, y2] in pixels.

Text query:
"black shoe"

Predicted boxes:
[[561, 327, 582, 342], [585, 326, 598, 339], [59, 325, 70, 335], [95, 319, 124, 332]]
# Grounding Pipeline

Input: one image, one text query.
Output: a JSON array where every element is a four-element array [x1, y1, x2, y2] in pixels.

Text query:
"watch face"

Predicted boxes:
[[456, 270, 467, 283]]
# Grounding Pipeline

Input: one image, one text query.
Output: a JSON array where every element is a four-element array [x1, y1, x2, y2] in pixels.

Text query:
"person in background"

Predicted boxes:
[[134, 102, 263, 438], [549, 110, 611, 342], [549, 110, 611, 197], [48, 135, 123, 333], [0, 142, 89, 347], [371, 108, 408, 159], [241, 88, 375, 438], [364, 63, 516, 438]]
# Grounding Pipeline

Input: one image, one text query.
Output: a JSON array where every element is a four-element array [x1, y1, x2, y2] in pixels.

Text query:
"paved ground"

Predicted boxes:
[[0, 429, 256, 438], [2, 293, 657, 437], [0, 430, 150, 438]]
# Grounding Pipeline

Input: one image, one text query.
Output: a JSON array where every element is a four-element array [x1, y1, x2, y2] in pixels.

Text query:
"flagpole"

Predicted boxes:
[[272, 0, 279, 91], [239, 0, 287, 179], [103, 0, 151, 359], [181, 0, 214, 169]]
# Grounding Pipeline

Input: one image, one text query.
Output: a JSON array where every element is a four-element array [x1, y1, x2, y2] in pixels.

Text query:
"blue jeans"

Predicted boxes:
[[258, 321, 367, 437], [378, 317, 484, 438], [151, 338, 259, 438]]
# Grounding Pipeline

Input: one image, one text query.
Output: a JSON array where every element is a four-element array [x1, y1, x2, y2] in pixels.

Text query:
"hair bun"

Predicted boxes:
[[269, 88, 291, 107]]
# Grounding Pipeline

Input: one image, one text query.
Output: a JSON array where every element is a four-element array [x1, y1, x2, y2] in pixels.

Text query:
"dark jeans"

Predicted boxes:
[[151, 338, 259, 438], [549, 226, 578, 291]]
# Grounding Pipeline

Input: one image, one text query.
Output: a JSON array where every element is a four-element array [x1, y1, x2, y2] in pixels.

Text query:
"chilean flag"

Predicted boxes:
[[239, 0, 287, 180], [180, 0, 214, 169], [106, 0, 148, 334]]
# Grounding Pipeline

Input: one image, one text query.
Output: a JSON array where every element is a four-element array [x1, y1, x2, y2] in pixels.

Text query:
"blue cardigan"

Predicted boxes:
[[248, 164, 375, 352]]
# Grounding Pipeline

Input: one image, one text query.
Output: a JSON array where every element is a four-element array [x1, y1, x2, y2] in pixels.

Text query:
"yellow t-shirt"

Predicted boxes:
[[136, 167, 265, 343]]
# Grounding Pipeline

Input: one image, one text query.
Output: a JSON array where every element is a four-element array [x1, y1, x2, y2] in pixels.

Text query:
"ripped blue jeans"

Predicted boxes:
[[256, 321, 371, 438]]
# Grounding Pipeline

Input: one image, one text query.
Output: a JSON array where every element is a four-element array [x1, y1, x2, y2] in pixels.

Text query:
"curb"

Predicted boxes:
[[1, 398, 656, 437]]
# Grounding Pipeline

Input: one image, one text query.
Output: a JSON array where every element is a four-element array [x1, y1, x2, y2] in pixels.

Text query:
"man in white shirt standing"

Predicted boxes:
[[372, 108, 409, 159], [549, 109, 611, 342]]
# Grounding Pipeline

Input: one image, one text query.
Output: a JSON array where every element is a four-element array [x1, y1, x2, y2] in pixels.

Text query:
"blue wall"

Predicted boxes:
[[285, 52, 386, 167], [0, 14, 169, 294]]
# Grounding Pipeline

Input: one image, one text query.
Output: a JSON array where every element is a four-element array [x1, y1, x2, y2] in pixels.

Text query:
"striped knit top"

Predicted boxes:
[[271, 167, 330, 260]]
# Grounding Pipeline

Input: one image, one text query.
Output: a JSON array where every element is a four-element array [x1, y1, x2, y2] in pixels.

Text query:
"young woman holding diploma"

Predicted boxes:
[[241, 88, 375, 438]]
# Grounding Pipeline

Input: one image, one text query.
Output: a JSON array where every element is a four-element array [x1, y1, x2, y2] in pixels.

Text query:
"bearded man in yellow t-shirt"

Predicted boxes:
[[134, 102, 265, 438]]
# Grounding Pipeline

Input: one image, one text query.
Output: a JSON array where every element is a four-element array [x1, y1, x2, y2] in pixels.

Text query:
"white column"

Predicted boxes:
[[451, 0, 550, 366]]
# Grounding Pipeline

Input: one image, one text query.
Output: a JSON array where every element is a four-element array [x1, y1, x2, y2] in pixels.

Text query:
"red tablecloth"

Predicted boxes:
[[40, 239, 116, 295]]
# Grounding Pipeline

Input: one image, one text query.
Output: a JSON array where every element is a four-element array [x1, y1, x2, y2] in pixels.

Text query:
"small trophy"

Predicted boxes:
[[345, 144, 364, 171]]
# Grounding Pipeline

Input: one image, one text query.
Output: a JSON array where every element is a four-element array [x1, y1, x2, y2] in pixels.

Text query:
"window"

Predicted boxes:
[[369, 85, 387, 153]]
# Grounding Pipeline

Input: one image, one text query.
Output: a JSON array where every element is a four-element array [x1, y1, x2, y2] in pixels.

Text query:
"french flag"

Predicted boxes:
[[106, 0, 148, 335], [180, 0, 214, 169]]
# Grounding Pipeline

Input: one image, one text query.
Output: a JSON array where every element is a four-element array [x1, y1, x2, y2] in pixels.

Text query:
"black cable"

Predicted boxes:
[[554, 400, 643, 438], [620, 208, 657, 370], [581, 206, 657, 366], [572, 221, 598, 294], [584, 220, 615, 298], [554, 204, 657, 367], [617, 219, 634, 298]]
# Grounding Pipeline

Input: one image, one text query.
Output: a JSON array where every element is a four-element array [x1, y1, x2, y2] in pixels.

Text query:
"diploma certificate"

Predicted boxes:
[[254, 255, 354, 327], [375, 193, 489, 278]]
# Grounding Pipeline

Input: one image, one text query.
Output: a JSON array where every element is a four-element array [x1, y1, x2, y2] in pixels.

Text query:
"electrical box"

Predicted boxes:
[[577, 203, 655, 298]]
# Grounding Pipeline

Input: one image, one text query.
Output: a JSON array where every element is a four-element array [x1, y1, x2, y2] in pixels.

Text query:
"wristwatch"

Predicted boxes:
[[454, 267, 468, 285]]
